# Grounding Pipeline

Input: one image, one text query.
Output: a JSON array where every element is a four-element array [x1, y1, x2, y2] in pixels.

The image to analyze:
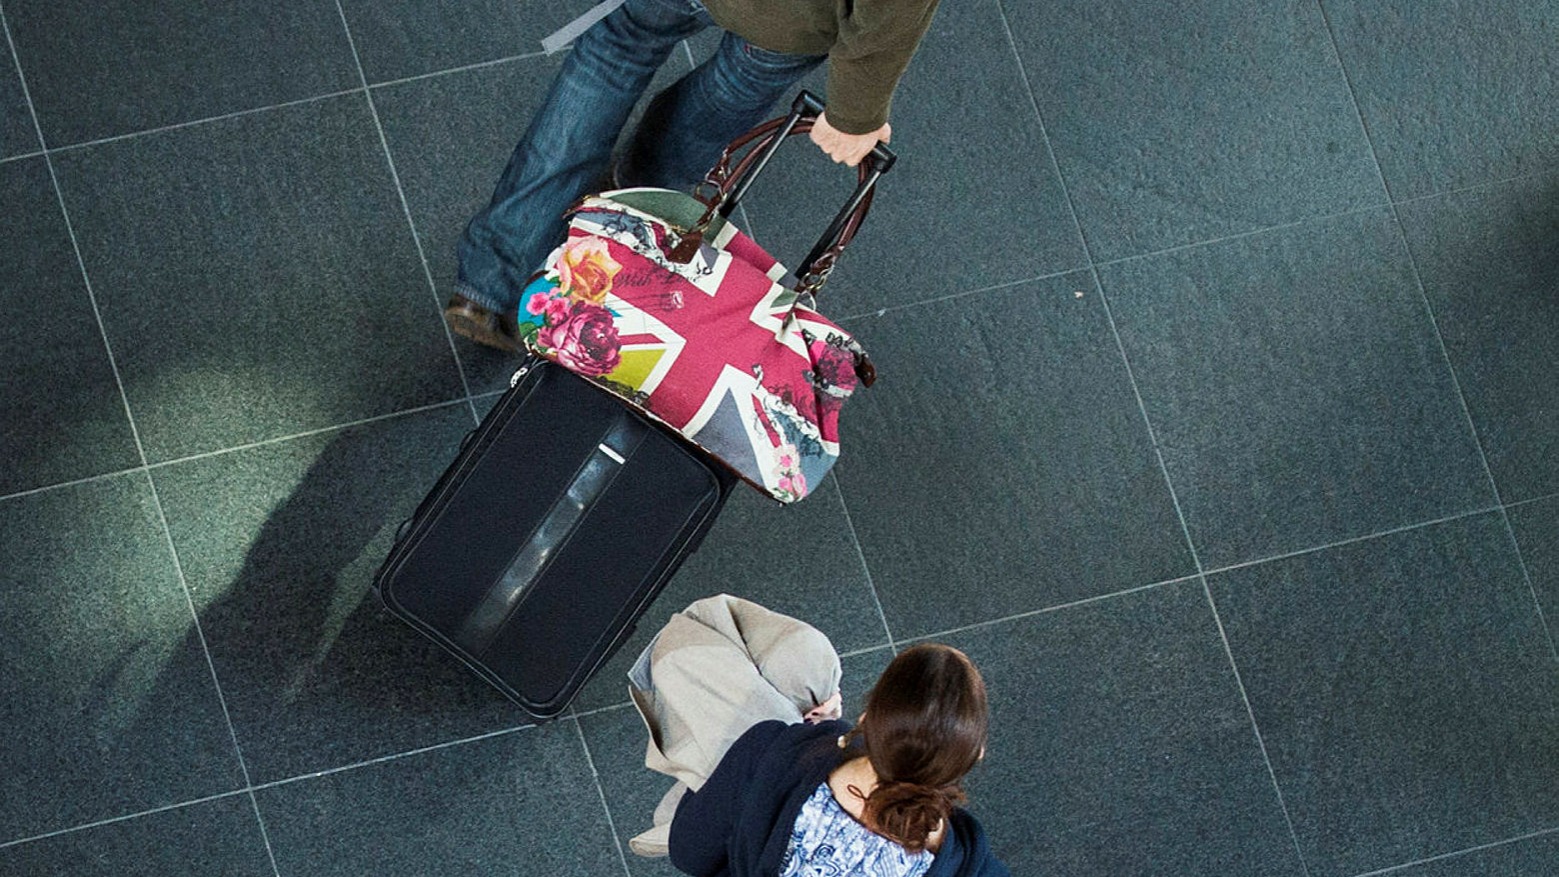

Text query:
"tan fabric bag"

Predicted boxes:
[[626, 594, 841, 855]]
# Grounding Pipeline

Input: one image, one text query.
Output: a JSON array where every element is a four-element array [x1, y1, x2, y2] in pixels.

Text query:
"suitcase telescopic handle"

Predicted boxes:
[[671, 90, 897, 293]]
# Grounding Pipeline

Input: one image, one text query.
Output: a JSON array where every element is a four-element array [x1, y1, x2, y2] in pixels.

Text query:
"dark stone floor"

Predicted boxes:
[[1, 1, 1555, 875]]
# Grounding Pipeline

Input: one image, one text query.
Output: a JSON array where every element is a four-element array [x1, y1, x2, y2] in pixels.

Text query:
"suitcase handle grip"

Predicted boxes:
[[673, 90, 896, 293]]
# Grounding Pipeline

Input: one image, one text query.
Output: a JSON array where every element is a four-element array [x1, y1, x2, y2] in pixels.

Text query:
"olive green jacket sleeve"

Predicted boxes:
[[705, 0, 942, 135], [823, 0, 941, 134]]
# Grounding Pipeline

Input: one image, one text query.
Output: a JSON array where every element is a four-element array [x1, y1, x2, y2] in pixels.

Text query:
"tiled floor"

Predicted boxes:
[[1, 1, 1555, 875]]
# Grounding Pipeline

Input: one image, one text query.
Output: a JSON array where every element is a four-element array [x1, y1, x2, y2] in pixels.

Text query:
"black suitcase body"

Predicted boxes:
[[374, 358, 734, 720]]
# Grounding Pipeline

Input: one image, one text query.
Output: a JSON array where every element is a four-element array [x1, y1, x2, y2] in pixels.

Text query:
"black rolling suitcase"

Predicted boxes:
[[374, 358, 734, 720]]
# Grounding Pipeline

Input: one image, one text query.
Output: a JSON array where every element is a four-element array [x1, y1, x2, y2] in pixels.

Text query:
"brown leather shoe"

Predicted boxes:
[[444, 294, 520, 352]]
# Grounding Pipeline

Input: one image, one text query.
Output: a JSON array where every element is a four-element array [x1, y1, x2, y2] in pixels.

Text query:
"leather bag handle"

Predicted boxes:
[[667, 91, 896, 294]]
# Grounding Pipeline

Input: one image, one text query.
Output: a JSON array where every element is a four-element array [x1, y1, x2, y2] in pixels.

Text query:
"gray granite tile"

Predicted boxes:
[[4, 0, 358, 146], [0, 157, 140, 495], [0, 36, 39, 159], [341, 0, 600, 84], [0, 796, 272, 877], [1508, 496, 1559, 651], [1320, 0, 1559, 200], [1004, 0, 1384, 261], [737, 0, 1087, 312], [151, 405, 530, 785], [1208, 513, 1559, 877], [578, 648, 891, 877], [941, 581, 1304, 877], [831, 273, 1193, 640], [1379, 831, 1559, 877], [0, 474, 244, 842], [1397, 174, 1559, 504], [256, 723, 621, 877], [570, 474, 893, 712], [1102, 208, 1495, 569], [50, 95, 466, 463]]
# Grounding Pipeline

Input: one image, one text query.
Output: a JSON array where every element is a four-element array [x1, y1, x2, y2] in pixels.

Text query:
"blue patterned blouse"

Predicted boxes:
[[777, 781, 935, 877]]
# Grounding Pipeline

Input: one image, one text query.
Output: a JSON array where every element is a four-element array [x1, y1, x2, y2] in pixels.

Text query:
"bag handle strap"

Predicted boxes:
[[666, 91, 896, 294]]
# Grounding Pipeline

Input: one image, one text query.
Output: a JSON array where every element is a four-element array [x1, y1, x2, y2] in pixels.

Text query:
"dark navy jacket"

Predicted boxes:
[[668, 719, 1010, 877]]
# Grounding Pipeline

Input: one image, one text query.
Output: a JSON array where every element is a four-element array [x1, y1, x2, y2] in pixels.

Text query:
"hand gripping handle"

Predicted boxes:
[[668, 91, 896, 294]]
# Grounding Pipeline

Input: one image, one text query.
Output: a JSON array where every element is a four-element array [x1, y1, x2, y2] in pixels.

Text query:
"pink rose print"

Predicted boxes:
[[810, 340, 859, 397], [526, 291, 572, 325], [772, 443, 807, 501], [777, 472, 808, 498], [537, 301, 622, 377]]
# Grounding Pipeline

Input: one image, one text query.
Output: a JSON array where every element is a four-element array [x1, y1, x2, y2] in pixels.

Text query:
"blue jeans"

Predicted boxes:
[[455, 0, 826, 314]]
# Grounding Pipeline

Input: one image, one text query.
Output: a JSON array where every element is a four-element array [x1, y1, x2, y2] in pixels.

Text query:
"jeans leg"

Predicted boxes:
[[620, 32, 826, 191], [455, 0, 712, 313]]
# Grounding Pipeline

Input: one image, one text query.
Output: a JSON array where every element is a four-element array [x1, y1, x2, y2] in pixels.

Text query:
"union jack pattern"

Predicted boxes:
[[519, 190, 869, 503]]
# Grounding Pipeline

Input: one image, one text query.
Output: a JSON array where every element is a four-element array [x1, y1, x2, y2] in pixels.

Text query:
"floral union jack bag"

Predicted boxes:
[[519, 92, 893, 503]]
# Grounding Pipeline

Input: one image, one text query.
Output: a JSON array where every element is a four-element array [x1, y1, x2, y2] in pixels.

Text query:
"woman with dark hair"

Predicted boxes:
[[667, 643, 1009, 877]]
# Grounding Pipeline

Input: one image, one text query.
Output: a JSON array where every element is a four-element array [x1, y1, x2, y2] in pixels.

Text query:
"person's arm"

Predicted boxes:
[[668, 720, 787, 876], [810, 0, 940, 165]]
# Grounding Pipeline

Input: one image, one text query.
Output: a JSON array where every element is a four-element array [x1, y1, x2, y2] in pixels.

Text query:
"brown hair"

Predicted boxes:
[[848, 643, 989, 853]]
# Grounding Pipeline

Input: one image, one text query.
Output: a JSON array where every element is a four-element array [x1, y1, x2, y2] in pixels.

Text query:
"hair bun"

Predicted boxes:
[[864, 780, 964, 853]]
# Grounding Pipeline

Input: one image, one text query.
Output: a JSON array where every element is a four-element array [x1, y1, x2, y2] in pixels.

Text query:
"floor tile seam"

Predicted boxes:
[[245, 721, 541, 793], [573, 700, 637, 721], [240, 791, 283, 877], [1506, 491, 1559, 512], [827, 471, 898, 652], [834, 270, 1085, 322], [0, 394, 467, 504], [1090, 199, 1395, 271], [1346, 823, 1559, 877], [571, 714, 635, 877], [1314, 0, 1507, 510], [1199, 503, 1507, 579], [1494, 506, 1559, 664], [365, 47, 558, 93], [138, 397, 475, 471], [991, 0, 1094, 265], [892, 574, 1201, 645], [1390, 167, 1559, 210], [1010, 11, 1525, 862], [21, 52, 557, 157], [331, 0, 481, 427], [838, 643, 894, 660], [0, 147, 43, 164], [0, 788, 254, 851], [39, 87, 363, 156], [1312, 0, 1398, 205], [0, 464, 150, 504], [138, 469, 283, 876], [1197, 577, 1314, 877]]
